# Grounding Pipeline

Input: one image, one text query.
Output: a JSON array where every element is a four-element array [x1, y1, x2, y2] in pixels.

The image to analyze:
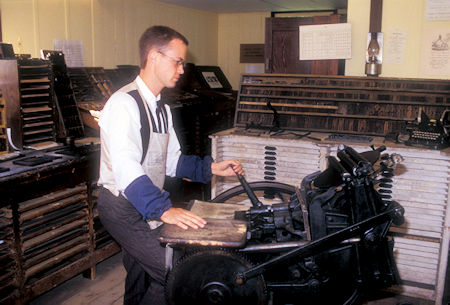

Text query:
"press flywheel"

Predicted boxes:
[[165, 249, 266, 305]]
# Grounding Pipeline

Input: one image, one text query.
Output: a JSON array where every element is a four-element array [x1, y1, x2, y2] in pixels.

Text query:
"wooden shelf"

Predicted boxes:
[[235, 74, 450, 136]]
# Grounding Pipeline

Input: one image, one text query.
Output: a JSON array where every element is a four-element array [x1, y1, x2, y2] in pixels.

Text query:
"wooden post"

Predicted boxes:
[[369, 0, 383, 33]]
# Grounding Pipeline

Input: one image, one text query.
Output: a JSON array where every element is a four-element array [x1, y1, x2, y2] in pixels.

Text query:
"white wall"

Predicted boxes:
[[0, 0, 219, 68], [2, 0, 449, 89]]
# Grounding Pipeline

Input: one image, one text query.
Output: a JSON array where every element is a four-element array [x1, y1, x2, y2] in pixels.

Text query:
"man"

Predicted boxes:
[[97, 25, 244, 305]]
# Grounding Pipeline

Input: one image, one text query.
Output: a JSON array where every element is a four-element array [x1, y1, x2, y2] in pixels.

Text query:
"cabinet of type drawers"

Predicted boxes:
[[0, 151, 119, 305], [234, 73, 450, 136], [0, 59, 57, 150], [210, 129, 450, 305]]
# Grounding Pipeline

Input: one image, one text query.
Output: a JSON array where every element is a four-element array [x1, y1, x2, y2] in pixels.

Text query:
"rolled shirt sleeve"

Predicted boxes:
[[176, 154, 213, 184], [124, 175, 172, 219]]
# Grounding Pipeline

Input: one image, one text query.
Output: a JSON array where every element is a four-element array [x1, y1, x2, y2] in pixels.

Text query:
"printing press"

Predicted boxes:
[[159, 144, 405, 305]]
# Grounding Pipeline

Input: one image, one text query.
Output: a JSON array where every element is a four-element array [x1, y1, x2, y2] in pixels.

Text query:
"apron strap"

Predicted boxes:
[[127, 89, 157, 164], [159, 101, 168, 133]]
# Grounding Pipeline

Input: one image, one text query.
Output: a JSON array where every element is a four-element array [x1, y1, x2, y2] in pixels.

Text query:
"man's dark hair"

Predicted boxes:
[[139, 25, 189, 68]]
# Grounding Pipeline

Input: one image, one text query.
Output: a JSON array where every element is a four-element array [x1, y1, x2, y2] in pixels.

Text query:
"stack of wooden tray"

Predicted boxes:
[[0, 203, 17, 303], [211, 129, 322, 203], [327, 144, 450, 301], [18, 59, 56, 146], [16, 185, 90, 288], [380, 146, 449, 301]]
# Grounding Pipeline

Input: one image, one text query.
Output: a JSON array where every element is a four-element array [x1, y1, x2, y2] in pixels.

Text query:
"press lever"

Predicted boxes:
[[230, 165, 263, 208]]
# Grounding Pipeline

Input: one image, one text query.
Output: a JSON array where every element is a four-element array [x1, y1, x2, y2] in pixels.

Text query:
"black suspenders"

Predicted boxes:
[[127, 89, 168, 164]]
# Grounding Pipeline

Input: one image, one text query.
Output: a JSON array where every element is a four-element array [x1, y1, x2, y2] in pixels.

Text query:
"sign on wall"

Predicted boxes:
[[240, 44, 265, 63]]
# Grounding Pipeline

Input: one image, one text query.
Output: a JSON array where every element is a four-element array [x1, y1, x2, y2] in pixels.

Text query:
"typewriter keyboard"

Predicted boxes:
[[406, 130, 448, 150], [411, 130, 441, 141]]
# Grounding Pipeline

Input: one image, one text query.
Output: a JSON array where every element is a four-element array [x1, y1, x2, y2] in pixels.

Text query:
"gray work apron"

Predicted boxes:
[[132, 86, 169, 229]]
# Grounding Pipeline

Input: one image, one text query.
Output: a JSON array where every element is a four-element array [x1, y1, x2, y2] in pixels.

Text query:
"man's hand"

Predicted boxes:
[[211, 160, 244, 177], [161, 207, 207, 230]]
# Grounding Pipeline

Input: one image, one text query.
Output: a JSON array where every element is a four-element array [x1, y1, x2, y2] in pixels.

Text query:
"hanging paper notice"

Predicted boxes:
[[53, 39, 84, 67], [299, 23, 352, 60], [385, 29, 408, 65], [420, 28, 450, 75], [426, 0, 450, 21]]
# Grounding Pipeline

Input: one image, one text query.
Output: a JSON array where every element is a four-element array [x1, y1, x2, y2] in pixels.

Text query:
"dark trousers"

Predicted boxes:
[[97, 187, 166, 305]]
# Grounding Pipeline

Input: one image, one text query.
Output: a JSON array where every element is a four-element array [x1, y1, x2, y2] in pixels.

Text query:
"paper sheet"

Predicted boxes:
[[299, 23, 352, 60], [426, 0, 450, 21], [385, 29, 407, 65], [420, 28, 450, 75], [421, 28, 450, 75], [53, 39, 84, 67]]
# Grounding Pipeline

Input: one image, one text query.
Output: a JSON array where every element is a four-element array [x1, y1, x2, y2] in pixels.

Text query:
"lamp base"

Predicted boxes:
[[365, 62, 382, 76]]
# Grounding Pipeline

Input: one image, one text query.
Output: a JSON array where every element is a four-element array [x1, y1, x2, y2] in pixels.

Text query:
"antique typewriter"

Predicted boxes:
[[404, 109, 450, 150]]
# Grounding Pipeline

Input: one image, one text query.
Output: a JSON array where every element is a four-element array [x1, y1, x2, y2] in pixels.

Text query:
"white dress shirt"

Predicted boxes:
[[98, 76, 181, 193]]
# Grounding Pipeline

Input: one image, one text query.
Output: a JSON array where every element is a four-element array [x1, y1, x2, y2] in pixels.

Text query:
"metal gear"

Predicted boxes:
[[165, 249, 266, 305]]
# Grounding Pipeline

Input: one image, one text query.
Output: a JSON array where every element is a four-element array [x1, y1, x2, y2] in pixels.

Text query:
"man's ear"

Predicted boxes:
[[148, 48, 158, 62]]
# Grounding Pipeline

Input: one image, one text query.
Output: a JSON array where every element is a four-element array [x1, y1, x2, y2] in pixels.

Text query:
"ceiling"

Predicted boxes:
[[156, 0, 347, 14]]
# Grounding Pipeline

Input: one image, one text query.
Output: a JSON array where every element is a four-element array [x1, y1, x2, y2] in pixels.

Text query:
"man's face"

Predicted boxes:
[[154, 38, 186, 89]]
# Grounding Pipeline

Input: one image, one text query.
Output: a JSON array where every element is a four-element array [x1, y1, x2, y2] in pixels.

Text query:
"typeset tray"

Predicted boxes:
[[235, 74, 450, 136], [68, 67, 113, 102], [45, 52, 84, 139]]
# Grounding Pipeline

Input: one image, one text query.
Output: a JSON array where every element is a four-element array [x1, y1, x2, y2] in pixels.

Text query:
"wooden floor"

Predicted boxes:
[[29, 253, 126, 305], [28, 252, 435, 305]]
